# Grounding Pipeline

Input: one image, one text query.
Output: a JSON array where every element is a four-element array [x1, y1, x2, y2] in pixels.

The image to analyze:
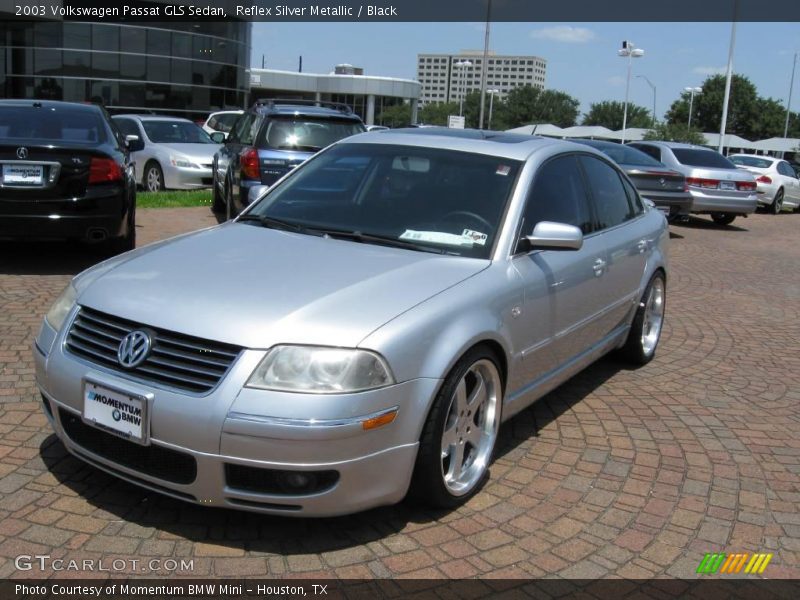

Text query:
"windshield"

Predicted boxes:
[[143, 120, 216, 144], [0, 106, 108, 144], [729, 155, 773, 169], [593, 144, 663, 167], [247, 143, 522, 258], [257, 117, 365, 151], [672, 148, 736, 169]]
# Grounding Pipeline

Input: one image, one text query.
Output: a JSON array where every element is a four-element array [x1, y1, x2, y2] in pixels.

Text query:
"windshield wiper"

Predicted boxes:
[[314, 228, 447, 254], [237, 214, 317, 235]]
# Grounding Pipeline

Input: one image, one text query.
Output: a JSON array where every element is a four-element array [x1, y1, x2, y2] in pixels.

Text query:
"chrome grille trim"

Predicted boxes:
[[65, 306, 242, 394]]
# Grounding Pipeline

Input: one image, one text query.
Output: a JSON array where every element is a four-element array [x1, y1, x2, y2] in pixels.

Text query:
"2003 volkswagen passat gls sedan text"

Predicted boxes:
[[35, 129, 668, 516]]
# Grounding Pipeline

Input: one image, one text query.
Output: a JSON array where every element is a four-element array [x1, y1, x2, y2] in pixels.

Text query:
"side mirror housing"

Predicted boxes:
[[210, 131, 226, 144], [125, 135, 144, 152], [524, 221, 583, 251]]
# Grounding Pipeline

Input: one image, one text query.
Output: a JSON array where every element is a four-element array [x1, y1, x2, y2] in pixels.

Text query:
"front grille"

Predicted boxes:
[[59, 408, 197, 485], [66, 306, 241, 394]]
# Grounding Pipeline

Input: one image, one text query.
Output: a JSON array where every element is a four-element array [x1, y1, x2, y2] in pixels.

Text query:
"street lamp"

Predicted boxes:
[[636, 75, 657, 128], [455, 60, 472, 117], [783, 52, 798, 139], [684, 87, 702, 129], [618, 40, 644, 144], [487, 89, 500, 130]]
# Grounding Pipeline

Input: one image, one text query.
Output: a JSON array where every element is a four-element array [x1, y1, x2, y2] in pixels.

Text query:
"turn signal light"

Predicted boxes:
[[362, 409, 398, 431], [737, 181, 756, 191], [88, 157, 122, 184]]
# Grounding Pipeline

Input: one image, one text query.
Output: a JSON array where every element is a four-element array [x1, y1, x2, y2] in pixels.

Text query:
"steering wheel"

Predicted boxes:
[[440, 210, 493, 233]]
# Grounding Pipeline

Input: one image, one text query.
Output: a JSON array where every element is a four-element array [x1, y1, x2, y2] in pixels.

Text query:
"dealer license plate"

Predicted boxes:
[[83, 381, 148, 444], [2, 164, 44, 185]]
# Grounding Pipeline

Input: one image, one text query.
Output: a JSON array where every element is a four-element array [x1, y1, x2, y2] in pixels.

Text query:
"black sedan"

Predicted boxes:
[[0, 100, 137, 254], [572, 139, 692, 221]]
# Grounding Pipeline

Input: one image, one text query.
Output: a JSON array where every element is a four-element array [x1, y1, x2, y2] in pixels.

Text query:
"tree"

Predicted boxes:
[[418, 101, 460, 126], [643, 122, 706, 145], [582, 100, 651, 130], [377, 103, 412, 128], [493, 86, 579, 129]]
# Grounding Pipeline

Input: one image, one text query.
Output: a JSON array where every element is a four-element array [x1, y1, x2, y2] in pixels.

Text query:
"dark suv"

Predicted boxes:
[[212, 99, 366, 217]]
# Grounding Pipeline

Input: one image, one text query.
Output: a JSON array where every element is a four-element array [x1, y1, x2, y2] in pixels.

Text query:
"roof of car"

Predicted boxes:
[[0, 99, 102, 113], [339, 128, 585, 161], [633, 140, 712, 151], [113, 114, 194, 123], [254, 103, 363, 121]]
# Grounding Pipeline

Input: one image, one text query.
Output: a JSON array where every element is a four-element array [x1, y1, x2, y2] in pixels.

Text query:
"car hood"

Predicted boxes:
[[158, 142, 220, 163], [77, 224, 489, 349]]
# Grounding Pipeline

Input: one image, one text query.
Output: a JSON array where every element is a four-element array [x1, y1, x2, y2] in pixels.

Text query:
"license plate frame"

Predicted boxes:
[[719, 180, 736, 191], [2, 163, 44, 186], [82, 380, 150, 445]]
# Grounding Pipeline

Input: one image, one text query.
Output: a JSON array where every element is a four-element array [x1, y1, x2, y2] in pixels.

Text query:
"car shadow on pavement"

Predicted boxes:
[[0, 240, 108, 275], [671, 215, 748, 232], [39, 354, 630, 555]]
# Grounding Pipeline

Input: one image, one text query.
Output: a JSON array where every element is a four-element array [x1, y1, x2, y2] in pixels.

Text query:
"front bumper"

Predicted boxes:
[[688, 189, 758, 214], [34, 318, 438, 517], [164, 166, 213, 190]]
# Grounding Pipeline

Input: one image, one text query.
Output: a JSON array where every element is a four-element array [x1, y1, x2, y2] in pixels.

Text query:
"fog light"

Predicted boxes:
[[281, 472, 314, 492]]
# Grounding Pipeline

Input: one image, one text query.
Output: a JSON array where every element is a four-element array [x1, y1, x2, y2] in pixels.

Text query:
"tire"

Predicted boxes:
[[102, 205, 136, 256], [225, 175, 235, 220], [772, 189, 784, 215], [211, 171, 225, 213], [408, 346, 504, 509], [619, 272, 666, 366], [143, 162, 165, 193], [710, 212, 736, 226]]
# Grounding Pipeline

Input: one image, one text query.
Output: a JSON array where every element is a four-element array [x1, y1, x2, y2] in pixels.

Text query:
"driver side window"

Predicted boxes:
[[519, 155, 593, 250]]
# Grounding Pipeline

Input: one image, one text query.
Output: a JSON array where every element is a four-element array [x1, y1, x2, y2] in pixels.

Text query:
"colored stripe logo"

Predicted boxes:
[[696, 552, 772, 575]]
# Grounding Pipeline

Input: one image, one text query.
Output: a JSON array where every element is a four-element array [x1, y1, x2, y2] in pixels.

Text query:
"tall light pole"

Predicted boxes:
[[718, 2, 738, 155], [487, 89, 499, 130], [684, 87, 702, 129], [478, 0, 492, 129], [636, 74, 657, 128], [618, 41, 645, 144], [783, 51, 798, 139], [455, 60, 472, 117]]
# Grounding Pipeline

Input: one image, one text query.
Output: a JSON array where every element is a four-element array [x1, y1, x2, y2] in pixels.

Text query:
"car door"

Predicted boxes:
[[578, 154, 649, 339], [777, 161, 800, 203], [510, 154, 608, 388], [216, 111, 253, 189]]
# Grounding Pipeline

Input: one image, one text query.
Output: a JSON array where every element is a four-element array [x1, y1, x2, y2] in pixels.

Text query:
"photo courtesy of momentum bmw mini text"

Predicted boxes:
[[0, 1, 799, 599]]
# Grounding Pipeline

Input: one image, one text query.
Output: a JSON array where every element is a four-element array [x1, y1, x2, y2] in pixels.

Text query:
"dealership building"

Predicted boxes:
[[248, 64, 421, 126], [0, 16, 251, 118]]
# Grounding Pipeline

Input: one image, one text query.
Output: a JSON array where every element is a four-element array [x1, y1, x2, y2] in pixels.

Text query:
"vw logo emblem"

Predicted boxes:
[[117, 330, 152, 368], [16, 147, 28, 159]]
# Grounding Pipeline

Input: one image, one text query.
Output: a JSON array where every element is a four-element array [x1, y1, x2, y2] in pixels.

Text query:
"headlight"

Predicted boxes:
[[246, 346, 395, 394], [170, 156, 199, 169], [45, 283, 77, 331]]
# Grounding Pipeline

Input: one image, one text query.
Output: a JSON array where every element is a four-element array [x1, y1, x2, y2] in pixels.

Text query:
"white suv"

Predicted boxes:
[[201, 110, 243, 140]]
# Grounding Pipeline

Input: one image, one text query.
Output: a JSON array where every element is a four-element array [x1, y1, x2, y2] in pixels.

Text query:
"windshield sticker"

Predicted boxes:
[[462, 229, 488, 246], [400, 230, 474, 246], [496, 165, 511, 176]]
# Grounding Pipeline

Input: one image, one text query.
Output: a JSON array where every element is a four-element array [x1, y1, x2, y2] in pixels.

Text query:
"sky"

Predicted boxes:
[[250, 21, 799, 120]]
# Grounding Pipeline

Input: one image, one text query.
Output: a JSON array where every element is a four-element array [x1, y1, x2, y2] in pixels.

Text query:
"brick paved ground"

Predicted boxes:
[[0, 208, 798, 579]]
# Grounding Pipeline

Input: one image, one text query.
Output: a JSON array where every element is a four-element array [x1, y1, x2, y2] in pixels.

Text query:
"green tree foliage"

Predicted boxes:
[[665, 74, 800, 139], [377, 103, 412, 128], [418, 101, 460, 126], [582, 100, 652, 130], [492, 87, 580, 129], [643, 122, 706, 145]]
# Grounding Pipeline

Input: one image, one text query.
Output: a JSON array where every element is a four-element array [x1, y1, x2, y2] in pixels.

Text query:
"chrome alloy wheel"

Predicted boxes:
[[641, 277, 665, 356], [440, 359, 501, 496]]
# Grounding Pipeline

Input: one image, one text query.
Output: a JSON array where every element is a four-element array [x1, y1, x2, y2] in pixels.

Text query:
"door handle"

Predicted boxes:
[[637, 240, 648, 253], [593, 258, 606, 276]]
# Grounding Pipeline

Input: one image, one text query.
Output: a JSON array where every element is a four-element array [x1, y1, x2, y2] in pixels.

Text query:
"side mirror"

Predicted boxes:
[[524, 221, 583, 251], [210, 131, 226, 144], [125, 135, 144, 152]]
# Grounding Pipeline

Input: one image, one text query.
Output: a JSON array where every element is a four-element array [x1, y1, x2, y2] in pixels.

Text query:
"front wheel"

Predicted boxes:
[[408, 347, 503, 508], [619, 272, 666, 365], [144, 162, 165, 193], [711, 212, 736, 226]]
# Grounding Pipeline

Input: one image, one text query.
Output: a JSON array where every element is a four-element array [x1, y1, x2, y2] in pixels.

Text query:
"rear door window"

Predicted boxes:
[[579, 155, 636, 230]]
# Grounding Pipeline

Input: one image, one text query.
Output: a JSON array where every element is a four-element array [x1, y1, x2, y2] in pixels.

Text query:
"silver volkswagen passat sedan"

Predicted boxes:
[[35, 129, 668, 516]]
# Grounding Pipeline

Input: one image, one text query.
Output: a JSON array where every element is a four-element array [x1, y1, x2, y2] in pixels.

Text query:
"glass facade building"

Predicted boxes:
[[0, 20, 250, 118]]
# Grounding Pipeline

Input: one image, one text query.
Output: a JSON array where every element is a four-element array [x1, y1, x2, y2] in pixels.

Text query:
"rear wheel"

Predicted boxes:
[[772, 189, 784, 215], [212, 171, 225, 213], [225, 175, 235, 220], [408, 346, 503, 508], [102, 205, 136, 256], [711, 212, 736, 226], [143, 162, 164, 193], [620, 272, 666, 365]]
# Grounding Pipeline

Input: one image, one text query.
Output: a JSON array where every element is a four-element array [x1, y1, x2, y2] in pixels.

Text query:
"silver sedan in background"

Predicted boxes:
[[35, 130, 668, 516], [112, 115, 222, 192]]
